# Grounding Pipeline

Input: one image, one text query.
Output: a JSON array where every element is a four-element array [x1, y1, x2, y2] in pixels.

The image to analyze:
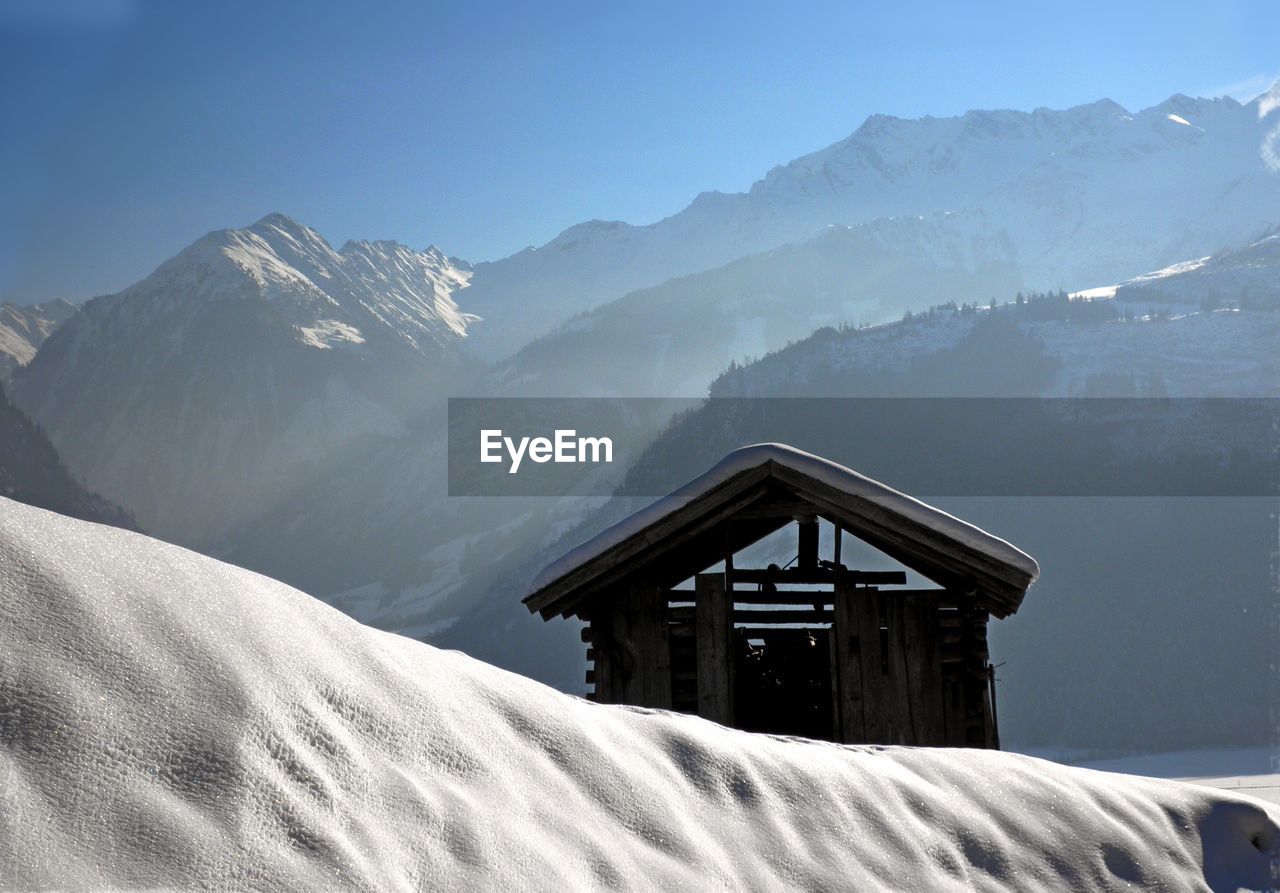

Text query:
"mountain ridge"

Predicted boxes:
[[9, 214, 482, 547], [460, 90, 1280, 359]]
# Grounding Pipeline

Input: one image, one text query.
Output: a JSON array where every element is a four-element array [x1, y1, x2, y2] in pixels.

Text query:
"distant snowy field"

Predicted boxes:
[[1, 496, 1277, 890], [1061, 749, 1280, 809], [1021, 747, 1280, 811]]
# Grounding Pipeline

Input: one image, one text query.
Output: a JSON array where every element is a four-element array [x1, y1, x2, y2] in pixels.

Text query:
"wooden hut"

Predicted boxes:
[[523, 444, 1039, 748]]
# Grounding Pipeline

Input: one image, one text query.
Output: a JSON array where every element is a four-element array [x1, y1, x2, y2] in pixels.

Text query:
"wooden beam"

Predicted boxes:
[[769, 467, 1030, 617], [828, 631, 841, 741], [732, 608, 833, 625], [529, 457, 1035, 626], [798, 518, 819, 570], [645, 582, 673, 709], [832, 582, 867, 743], [857, 588, 891, 744], [585, 604, 617, 704], [524, 465, 775, 616], [881, 592, 945, 744], [730, 568, 906, 586], [673, 587, 952, 608], [732, 501, 820, 520], [738, 627, 828, 639], [775, 464, 1030, 588], [885, 595, 914, 743], [695, 573, 733, 725], [727, 591, 836, 606], [537, 479, 781, 618], [668, 605, 695, 624], [987, 664, 1001, 750]]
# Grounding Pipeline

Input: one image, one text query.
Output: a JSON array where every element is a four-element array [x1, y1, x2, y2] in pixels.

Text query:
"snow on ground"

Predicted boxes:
[[1122, 255, 1212, 285], [2, 496, 1278, 891], [1192, 774, 1280, 809], [1068, 285, 1118, 300], [1038, 308, 1280, 397], [295, 318, 368, 350]]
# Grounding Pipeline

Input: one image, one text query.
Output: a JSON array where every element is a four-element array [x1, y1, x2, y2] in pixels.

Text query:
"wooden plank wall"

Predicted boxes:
[[834, 583, 875, 736], [939, 605, 995, 747], [582, 581, 671, 709], [668, 599, 698, 713], [890, 593, 946, 744], [584, 575, 996, 749], [832, 585, 947, 745]]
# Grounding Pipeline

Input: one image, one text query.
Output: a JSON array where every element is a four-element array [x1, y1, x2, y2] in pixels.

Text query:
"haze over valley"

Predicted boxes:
[[4, 83, 1279, 755]]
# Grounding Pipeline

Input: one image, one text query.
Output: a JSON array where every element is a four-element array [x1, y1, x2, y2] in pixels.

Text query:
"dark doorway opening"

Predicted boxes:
[[733, 626, 833, 739]]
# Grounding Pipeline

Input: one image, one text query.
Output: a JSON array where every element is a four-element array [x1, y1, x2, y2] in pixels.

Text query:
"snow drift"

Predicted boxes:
[[1, 496, 1276, 891]]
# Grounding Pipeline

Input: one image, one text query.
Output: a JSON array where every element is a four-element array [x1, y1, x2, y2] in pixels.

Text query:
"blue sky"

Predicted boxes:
[[2, 0, 1277, 302]]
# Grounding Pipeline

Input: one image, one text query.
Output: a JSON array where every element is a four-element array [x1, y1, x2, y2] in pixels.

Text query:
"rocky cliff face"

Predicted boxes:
[[0, 299, 77, 376]]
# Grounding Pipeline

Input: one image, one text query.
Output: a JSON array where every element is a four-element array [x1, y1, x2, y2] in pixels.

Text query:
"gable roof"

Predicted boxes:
[[523, 443, 1040, 620]]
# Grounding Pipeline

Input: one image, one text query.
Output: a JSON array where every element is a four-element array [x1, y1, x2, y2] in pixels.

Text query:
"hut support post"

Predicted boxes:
[[833, 582, 869, 743], [797, 517, 819, 570], [592, 582, 671, 708], [623, 580, 670, 708], [695, 573, 733, 724]]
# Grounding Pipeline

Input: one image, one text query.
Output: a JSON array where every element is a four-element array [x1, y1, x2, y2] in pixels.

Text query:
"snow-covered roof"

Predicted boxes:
[[525, 443, 1040, 619]]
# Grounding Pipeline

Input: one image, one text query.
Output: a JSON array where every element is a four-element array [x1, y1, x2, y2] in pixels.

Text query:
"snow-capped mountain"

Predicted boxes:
[[462, 89, 1280, 360], [8, 214, 481, 547], [0, 299, 77, 376], [105, 212, 478, 358]]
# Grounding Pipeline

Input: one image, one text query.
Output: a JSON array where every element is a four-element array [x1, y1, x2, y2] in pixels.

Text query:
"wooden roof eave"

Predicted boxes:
[[525, 456, 1036, 621], [769, 465, 1033, 617], [555, 514, 793, 620], [523, 465, 777, 619]]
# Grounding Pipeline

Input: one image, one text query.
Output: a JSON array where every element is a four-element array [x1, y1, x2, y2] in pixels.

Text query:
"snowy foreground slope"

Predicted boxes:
[[1, 498, 1277, 891]]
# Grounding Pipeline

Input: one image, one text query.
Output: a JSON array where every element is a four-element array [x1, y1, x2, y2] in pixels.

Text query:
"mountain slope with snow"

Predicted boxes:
[[2, 496, 1276, 891], [463, 90, 1280, 359], [7, 214, 480, 546], [0, 299, 76, 376], [709, 300, 1280, 400], [1112, 227, 1280, 308], [495, 216, 1022, 396]]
